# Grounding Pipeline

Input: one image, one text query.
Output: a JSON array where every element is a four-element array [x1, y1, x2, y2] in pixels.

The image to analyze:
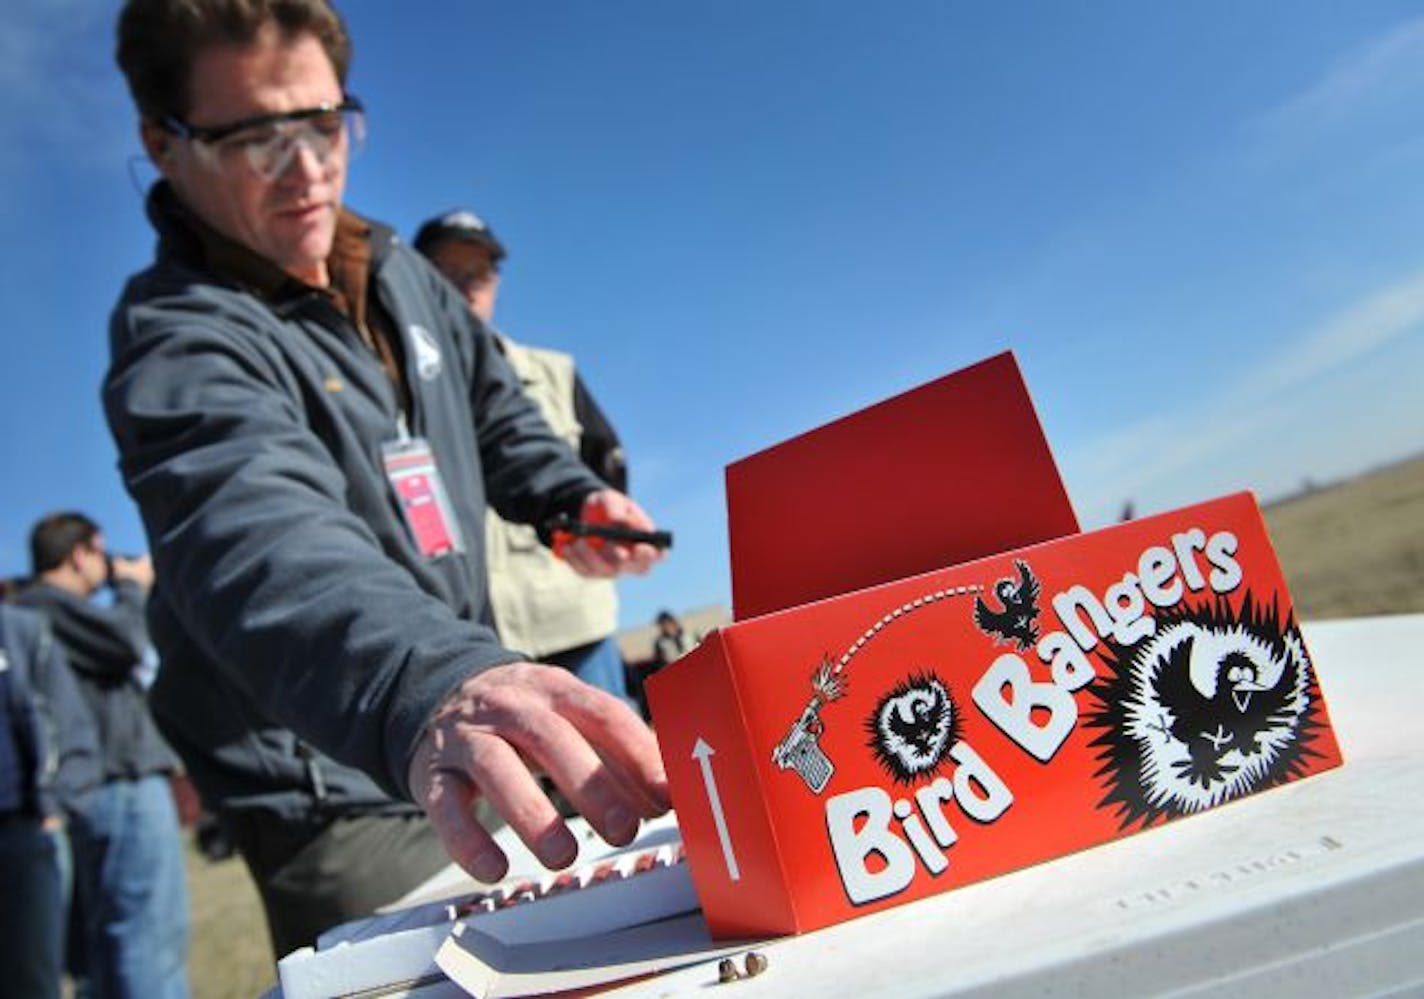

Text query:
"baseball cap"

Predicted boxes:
[[412, 209, 507, 262]]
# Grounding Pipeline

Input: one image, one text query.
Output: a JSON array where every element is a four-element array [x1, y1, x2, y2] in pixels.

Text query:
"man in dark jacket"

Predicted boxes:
[[1, 602, 103, 999], [17, 512, 190, 999], [106, 0, 669, 958]]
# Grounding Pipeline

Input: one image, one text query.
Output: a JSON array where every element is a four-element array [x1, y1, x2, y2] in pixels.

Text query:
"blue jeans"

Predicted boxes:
[[70, 776, 191, 999], [546, 636, 636, 710], [0, 817, 67, 999]]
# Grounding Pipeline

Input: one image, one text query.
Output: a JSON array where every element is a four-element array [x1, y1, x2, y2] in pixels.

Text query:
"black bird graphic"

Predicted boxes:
[[871, 676, 956, 781], [884, 686, 947, 761], [1153, 636, 1295, 788], [973, 559, 1041, 649]]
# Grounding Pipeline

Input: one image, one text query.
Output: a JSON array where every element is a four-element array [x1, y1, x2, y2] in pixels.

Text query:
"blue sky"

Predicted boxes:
[[1, 1, 1421, 630]]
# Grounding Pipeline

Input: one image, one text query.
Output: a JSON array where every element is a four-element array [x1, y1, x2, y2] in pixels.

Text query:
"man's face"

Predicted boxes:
[[76, 534, 109, 595], [150, 25, 348, 286], [426, 239, 501, 324]]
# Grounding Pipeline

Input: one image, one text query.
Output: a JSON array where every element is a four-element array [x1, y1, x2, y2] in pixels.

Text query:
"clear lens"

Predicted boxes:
[[208, 108, 364, 181]]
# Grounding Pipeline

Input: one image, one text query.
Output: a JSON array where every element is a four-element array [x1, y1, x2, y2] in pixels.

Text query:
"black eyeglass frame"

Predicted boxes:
[[159, 95, 364, 145]]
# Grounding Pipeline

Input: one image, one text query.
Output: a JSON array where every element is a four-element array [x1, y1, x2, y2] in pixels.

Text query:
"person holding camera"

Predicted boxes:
[[17, 512, 189, 999]]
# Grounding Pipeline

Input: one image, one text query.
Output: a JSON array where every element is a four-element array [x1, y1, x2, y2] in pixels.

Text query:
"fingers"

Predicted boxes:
[[518, 676, 670, 836], [492, 671, 669, 845], [552, 680, 670, 819], [410, 663, 672, 878], [565, 489, 664, 578], [507, 706, 643, 849], [418, 763, 508, 883], [581, 488, 653, 530], [434, 722, 581, 869], [562, 537, 660, 577], [409, 729, 509, 882]]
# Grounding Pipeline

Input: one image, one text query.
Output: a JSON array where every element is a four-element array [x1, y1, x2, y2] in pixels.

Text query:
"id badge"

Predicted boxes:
[[382, 435, 465, 558]]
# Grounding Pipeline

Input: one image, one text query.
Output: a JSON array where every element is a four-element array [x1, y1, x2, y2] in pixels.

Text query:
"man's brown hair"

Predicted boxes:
[[30, 512, 101, 576], [115, 0, 352, 121]]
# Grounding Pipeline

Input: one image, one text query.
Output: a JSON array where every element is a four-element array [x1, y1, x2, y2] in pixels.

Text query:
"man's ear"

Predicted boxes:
[[140, 119, 175, 175]]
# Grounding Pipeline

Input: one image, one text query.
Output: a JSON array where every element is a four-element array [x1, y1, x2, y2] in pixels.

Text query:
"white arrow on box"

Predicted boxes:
[[691, 737, 741, 882]]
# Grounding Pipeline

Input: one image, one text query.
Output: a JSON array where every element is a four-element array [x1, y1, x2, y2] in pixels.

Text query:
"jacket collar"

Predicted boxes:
[[145, 181, 396, 306]]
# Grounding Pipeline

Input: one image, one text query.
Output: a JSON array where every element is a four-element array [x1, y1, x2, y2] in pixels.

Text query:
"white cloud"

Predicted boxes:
[[1254, 16, 1424, 144], [1062, 269, 1424, 525], [1256, 271, 1424, 397]]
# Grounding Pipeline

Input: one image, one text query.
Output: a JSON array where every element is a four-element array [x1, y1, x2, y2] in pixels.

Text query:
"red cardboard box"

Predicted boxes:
[[647, 360, 1343, 941]]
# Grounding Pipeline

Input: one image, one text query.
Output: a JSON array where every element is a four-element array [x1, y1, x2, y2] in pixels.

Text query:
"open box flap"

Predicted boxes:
[[726, 351, 1079, 620]]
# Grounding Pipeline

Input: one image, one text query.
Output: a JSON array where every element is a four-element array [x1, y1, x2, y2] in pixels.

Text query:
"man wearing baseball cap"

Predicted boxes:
[[415, 209, 637, 711], [413, 210, 507, 323]]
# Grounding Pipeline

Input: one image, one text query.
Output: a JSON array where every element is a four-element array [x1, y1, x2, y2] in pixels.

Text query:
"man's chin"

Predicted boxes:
[[271, 221, 337, 283]]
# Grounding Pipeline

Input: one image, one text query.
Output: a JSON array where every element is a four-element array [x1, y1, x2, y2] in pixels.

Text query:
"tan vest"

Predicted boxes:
[[484, 334, 618, 657]]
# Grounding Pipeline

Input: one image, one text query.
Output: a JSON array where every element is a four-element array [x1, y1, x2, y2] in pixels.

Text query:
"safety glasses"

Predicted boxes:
[[160, 96, 365, 182]]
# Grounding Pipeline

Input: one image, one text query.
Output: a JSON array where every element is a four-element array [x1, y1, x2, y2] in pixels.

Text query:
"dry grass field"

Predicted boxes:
[[179, 455, 1424, 999], [184, 842, 274, 999], [1260, 455, 1424, 620]]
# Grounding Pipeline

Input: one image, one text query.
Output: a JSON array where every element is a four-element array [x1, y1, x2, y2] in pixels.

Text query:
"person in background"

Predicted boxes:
[[106, 0, 668, 959], [635, 610, 697, 720], [414, 209, 635, 708], [0, 603, 102, 999], [652, 609, 696, 668], [17, 513, 189, 999]]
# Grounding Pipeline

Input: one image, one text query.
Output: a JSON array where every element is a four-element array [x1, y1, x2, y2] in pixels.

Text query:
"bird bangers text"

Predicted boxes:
[[825, 526, 1244, 906]]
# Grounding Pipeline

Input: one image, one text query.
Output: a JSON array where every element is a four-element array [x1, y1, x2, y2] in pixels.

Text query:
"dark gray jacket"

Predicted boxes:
[[16, 580, 174, 783], [103, 187, 604, 821], [0, 604, 102, 817]]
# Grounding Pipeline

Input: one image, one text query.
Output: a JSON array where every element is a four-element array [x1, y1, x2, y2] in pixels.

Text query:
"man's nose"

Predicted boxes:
[[291, 135, 326, 179], [274, 130, 330, 182]]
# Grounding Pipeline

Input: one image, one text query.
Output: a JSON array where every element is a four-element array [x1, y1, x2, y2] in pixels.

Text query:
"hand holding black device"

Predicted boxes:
[[545, 513, 674, 557]]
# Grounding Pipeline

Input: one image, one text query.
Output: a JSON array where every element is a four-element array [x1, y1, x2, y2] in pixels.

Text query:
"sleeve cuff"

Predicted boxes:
[[386, 646, 525, 802]]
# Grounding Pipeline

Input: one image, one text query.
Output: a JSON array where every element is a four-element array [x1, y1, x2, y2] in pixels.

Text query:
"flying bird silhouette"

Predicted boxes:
[[974, 559, 1041, 649]]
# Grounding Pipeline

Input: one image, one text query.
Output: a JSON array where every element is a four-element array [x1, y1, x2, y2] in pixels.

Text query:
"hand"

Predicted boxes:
[[560, 489, 665, 579], [408, 662, 670, 884], [110, 553, 155, 592]]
